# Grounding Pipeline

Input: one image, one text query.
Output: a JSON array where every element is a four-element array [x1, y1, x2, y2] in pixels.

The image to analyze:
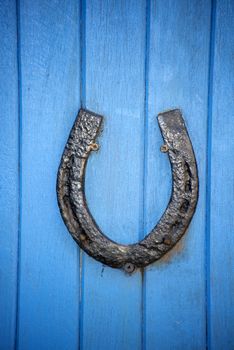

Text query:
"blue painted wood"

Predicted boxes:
[[143, 1, 211, 349], [1, 1, 234, 349], [17, 1, 80, 349], [209, 1, 234, 348], [81, 0, 146, 349], [0, 1, 19, 349]]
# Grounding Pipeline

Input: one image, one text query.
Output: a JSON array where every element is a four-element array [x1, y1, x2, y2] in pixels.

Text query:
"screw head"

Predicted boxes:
[[90, 143, 99, 151], [160, 144, 169, 153], [123, 263, 135, 274]]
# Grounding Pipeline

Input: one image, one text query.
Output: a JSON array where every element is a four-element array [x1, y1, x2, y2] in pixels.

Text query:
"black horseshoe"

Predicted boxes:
[[57, 108, 198, 271]]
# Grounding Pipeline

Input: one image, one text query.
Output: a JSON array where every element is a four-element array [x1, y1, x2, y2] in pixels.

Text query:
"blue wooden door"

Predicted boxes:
[[1, 1, 233, 349]]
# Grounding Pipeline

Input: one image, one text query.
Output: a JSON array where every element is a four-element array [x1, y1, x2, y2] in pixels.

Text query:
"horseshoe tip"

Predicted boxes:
[[158, 108, 182, 120], [79, 108, 104, 122], [157, 109, 184, 130]]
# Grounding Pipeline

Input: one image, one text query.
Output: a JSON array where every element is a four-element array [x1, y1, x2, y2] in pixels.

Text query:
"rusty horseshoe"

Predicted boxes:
[[57, 109, 198, 272]]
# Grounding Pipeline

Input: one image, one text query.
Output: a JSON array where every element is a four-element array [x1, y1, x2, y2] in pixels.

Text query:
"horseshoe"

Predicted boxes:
[[57, 108, 198, 272]]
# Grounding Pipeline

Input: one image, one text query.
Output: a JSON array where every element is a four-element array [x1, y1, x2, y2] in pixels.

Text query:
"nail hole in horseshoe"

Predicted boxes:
[[163, 235, 172, 245], [180, 199, 190, 213], [80, 233, 86, 241]]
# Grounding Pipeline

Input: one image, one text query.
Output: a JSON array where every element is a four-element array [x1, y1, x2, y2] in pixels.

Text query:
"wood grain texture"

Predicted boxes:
[[209, 0, 234, 348], [1, 1, 234, 349], [17, 1, 80, 349], [81, 0, 146, 349], [0, 1, 19, 349], [143, 1, 211, 348]]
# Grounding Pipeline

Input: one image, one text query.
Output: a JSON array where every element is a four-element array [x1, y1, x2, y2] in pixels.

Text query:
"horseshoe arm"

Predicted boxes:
[[57, 109, 198, 270]]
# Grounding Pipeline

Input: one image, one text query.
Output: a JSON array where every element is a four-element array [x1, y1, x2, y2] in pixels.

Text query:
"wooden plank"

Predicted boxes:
[[0, 1, 19, 349], [81, 1, 146, 349], [209, 0, 234, 348], [144, 1, 211, 348], [17, 1, 80, 349]]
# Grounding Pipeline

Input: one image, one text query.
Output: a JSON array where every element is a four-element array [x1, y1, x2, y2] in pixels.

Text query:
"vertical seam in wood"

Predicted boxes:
[[142, 1, 151, 349], [79, 0, 86, 349], [15, 0, 22, 348], [206, 1, 217, 349], [78, 251, 84, 350], [80, 0, 86, 108]]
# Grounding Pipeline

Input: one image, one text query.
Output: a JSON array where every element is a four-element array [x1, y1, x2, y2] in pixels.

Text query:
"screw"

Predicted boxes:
[[123, 263, 135, 274], [90, 143, 99, 151], [160, 144, 169, 153]]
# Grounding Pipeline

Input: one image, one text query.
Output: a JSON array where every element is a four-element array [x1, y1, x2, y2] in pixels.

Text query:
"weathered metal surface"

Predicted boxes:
[[57, 108, 198, 271]]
